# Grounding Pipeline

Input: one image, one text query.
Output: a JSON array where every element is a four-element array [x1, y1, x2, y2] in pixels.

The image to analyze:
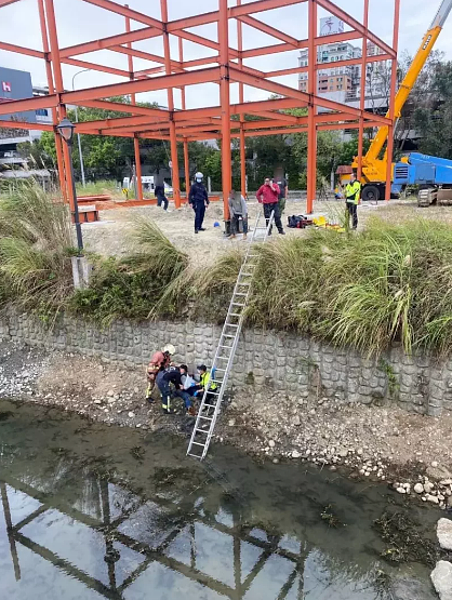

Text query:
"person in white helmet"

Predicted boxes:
[[189, 172, 209, 234]]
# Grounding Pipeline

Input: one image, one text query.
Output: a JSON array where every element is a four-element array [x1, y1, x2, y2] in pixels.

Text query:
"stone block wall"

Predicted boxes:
[[0, 310, 450, 416]]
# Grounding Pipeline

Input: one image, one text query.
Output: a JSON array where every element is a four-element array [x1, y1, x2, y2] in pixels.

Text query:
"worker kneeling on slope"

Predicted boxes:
[[345, 172, 361, 230], [157, 364, 196, 416]]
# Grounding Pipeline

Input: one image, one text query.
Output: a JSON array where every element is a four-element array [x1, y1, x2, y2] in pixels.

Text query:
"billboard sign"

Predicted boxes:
[[319, 16, 344, 37], [0, 66, 36, 124]]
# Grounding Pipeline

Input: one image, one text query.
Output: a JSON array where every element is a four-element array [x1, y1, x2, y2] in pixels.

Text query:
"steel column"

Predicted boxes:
[[237, 0, 247, 198], [125, 6, 144, 202], [385, 0, 401, 201], [161, 0, 181, 209], [43, 0, 78, 214], [219, 0, 232, 219], [306, 0, 317, 214], [357, 0, 369, 181], [38, 0, 67, 200], [179, 37, 190, 198]]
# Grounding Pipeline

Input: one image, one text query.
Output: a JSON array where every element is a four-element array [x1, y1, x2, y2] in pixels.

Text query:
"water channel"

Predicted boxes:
[[0, 399, 440, 599]]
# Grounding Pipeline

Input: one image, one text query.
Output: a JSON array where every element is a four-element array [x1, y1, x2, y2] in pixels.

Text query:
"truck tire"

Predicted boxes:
[[361, 185, 381, 202]]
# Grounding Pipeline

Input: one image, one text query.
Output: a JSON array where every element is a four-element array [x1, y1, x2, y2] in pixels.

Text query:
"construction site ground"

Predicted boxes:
[[81, 197, 451, 265]]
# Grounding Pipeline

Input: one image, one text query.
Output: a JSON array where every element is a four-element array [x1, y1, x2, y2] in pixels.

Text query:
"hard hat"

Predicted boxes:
[[163, 344, 175, 355], [195, 172, 203, 179]]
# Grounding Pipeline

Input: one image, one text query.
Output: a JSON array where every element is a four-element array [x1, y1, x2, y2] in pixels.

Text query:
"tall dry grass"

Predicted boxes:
[[0, 181, 75, 313]]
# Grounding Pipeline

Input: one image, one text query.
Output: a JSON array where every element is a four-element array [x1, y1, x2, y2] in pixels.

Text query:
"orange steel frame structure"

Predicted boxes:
[[0, 0, 400, 218]]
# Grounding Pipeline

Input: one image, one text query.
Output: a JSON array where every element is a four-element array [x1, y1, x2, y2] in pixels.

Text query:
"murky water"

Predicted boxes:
[[0, 399, 440, 600]]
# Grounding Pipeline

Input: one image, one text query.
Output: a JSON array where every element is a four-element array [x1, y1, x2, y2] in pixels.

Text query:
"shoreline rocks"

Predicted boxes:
[[431, 561, 452, 600]]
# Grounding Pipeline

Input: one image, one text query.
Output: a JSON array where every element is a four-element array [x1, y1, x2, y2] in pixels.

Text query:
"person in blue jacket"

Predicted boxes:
[[189, 172, 209, 234]]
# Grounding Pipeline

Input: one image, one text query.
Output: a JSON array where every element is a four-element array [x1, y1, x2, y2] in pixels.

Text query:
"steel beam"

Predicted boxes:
[[0, 41, 44, 58], [81, 0, 163, 30], [79, 99, 170, 118], [0, 94, 58, 116], [220, 0, 232, 218], [357, 0, 369, 181], [37, 0, 67, 200], [0, 120, 54, 131], [59, 27, 160, 59], [306, 0, 317, 215], [61, 67, 221, 105], [161, 0, 181, 209], [63, 57, 130, 78], [237, 15, 298, 47], [385, 0, 400, 200]]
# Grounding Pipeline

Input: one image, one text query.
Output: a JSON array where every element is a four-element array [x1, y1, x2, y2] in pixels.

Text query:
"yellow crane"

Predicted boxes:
[[352, 0, 452, 201]]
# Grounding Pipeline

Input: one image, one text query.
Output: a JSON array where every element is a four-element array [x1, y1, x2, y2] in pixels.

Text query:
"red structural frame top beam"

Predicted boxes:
[[0, 0, 399, 204]]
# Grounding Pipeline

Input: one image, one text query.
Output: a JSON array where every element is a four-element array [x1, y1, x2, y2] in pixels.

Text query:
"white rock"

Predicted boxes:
[[268, 440, 276, 448], [108, 398, 115, 404], [397, 487, 406, 494], [432, 461, 439, 468], [291, 450, 302, 459], [94, 399, 102, 405], [128, 412, 135, 418], [437, 519, 452, 551], [107, 390, 115, 397], [426, 494, 440, 505], [228, 419, 236, 427], [424, 482, 435, 494], [414, 483, 424, 494], [431, 561, 452, 600], [292, 415, 301, 426]]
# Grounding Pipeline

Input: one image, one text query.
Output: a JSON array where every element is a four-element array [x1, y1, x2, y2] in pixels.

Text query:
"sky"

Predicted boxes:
[[0, 0, 449, 110]]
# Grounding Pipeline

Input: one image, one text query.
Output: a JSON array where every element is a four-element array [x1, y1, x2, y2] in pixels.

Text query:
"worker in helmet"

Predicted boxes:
[[189, 172, 209, 234], [344, 172, 361, 230], [146, 344, 175, 402]]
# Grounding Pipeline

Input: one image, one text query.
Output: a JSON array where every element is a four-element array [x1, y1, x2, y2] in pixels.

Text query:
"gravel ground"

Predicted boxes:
[[2, 341, 452, 509]]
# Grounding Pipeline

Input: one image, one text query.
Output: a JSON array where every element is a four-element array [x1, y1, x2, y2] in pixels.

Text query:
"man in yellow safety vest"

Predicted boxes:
[[345, 173, 361, 230]]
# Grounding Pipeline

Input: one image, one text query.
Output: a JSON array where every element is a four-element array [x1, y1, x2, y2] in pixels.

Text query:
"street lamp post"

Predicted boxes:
[[56, 117, 83, 254], [72, 69, 90, 187]]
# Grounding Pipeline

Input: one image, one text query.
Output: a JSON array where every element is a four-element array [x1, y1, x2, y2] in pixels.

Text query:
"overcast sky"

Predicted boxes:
[[0, 0, 449, 109]]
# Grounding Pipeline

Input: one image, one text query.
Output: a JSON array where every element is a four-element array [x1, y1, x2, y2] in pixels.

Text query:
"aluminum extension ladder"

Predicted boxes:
[[187, 209, 275, 460]]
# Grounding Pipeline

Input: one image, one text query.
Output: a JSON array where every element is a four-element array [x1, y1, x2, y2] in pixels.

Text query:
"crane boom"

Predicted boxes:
[[364, 0, 452, 164]]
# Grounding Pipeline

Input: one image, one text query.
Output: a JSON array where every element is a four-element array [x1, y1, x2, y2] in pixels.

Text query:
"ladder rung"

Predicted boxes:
[[225, 323, 239, 328], [230, 313, 241, 317], [202, 403, 217, 409], [232, 303, 245, 307], [187, 453, 202, 459], [216, 357, 229, 361], [219, 344, 233, 349], [234, 293, 247, 296], [191, 442, 206, 447], [199, 415, 213, 421], [195, 428, 209, 434], [224, 334, 235, 338]]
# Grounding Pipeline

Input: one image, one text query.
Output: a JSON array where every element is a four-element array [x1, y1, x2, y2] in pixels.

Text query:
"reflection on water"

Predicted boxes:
[[0, 400, 438, 600]]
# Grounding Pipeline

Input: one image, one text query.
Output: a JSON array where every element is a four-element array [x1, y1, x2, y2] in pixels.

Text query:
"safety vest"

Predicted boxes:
[[345, 180, 361, 205], [201, 371, 217, 391]]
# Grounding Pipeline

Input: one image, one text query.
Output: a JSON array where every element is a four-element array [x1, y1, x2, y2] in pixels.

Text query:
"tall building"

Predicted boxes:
[[0, 66, 52, 176], [299, 16, 361, 102], [298, 17, 389, 108]]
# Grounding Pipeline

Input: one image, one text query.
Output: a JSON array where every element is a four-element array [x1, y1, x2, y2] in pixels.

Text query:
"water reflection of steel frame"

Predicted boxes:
[[0, 474, 308, 599]]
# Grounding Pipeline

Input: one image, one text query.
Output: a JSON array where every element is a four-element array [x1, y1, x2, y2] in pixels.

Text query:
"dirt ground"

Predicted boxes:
[[81, 197, 452, 265]]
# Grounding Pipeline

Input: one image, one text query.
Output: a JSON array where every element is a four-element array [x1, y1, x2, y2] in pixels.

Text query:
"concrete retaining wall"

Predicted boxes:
[[0, 310, 450, 416]]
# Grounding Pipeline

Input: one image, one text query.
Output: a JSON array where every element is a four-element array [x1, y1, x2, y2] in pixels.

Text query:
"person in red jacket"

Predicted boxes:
[[256, 177, 285, 235]]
